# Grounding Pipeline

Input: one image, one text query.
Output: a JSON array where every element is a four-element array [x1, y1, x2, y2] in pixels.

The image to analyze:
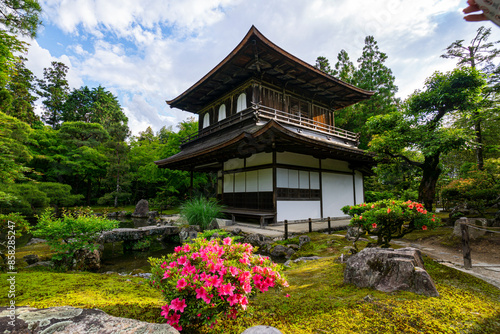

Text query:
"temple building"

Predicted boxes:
[[155, 26, 375, 224]]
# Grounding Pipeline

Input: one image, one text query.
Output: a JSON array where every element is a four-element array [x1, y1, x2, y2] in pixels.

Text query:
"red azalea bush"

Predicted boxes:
[[342, 199, 441, 247], [149, 237, 289, 331]]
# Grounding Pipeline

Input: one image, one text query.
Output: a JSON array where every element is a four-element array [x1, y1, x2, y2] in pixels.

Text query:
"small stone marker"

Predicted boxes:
[[241, 325, 283, 334], [132, 199, 149, 217]]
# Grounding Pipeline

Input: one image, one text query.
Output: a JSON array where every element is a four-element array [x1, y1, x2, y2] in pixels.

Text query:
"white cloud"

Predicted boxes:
[[31, 0, 500, 137]]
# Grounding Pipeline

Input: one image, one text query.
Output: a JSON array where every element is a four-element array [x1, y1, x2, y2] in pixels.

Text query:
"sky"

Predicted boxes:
[[24, 0, 500, 136]]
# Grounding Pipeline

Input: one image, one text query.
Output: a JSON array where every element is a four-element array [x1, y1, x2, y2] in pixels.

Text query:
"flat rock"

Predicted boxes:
[[344, 247, 439, 297], [0, 306, 179, 334], [241, 325, 283, 333]]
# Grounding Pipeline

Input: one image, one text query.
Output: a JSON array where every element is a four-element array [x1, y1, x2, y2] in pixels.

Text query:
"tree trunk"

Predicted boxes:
[[86, 177, 92, 206], [418, 155, 441, 212], [114, 174, 120, 208], [474, 114, 484, 170]]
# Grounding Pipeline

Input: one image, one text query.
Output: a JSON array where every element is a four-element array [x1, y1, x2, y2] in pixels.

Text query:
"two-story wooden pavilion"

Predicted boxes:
[[155, 26, 375, 224]]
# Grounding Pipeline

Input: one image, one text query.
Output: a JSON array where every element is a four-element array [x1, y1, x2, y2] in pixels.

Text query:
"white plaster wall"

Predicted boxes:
[[246, 152, 272, 167], [354, 171, 364, 204], [258, 169, 273, 191], [246, 170, 258, 192], [288, 169, 299, 188], [277, 152, 319, 168], [234, 172, 246, 192], [322, 172, 354, 218], [277, 201, 321, 221], [277, 168, 288, 187], [224, 174, 234, 193], [299, 171, 309, 189], [322, 159, 351, 173], [310, 172, 320, 189]]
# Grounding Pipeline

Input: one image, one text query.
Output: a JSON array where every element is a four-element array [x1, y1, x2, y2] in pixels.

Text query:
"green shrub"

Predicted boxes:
[[342, 199, 441, 247], [180, 197, 224, 230], [365, 190, 394, 203], [32, 208, 119, 263], [0, 212, 30, 269]]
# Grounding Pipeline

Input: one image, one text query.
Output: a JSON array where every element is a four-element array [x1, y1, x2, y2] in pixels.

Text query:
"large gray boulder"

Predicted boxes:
[[344, 247, 439, 297], [0, 306, 179, 334], [132, 199, 149, 218]]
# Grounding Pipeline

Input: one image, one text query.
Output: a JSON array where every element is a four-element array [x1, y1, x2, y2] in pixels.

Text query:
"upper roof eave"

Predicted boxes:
[[166, 26, 374, 113]]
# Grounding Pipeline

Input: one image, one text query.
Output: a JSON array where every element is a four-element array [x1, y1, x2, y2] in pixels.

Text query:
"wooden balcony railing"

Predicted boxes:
[[255, 104, 359, 143], [180, 103, 359, 146]]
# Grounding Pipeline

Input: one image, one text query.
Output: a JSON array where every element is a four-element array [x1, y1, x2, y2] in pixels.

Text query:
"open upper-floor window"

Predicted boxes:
[[236, 93, 247, 112], [202, 113, 210, 128], [218, 104, 226, 121]]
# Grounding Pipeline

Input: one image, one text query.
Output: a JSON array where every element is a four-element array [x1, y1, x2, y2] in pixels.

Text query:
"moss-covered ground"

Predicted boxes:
[[1, 233, 499, 333]]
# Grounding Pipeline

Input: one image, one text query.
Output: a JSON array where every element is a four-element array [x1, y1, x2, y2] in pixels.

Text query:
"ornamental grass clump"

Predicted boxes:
[[342, 199, 441, 247], [180, 197, 224, 230], [149, 237, 289, 331]]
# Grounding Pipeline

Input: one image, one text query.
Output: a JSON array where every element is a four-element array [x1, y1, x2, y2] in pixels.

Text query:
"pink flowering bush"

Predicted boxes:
[[342, 199, 441, 247], [149, 237, 289, 331]]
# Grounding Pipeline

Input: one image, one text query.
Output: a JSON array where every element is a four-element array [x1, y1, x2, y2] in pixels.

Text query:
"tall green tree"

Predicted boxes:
[[317, 37, 398, 149], [314, 56, 333, 74], [2, 57, 39, 125], [63, 85, 131, 207], [0, 0, 41, 115], [332, 49, 356, 84], [352, 36, 398, 149], [367, 67, 486, 211], [0, 110, 32, 183], [0, 0, 42, 38], [441, 26, 500, 170], [37, 61, 70, 129]]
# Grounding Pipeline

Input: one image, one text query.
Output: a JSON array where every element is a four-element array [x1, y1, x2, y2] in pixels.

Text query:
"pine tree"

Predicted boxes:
[[37, 61, 70, 129], [441, 26, 500, 170]]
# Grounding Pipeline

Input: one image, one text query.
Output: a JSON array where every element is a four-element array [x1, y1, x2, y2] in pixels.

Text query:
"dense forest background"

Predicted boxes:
[[1, 1, 499, 218]]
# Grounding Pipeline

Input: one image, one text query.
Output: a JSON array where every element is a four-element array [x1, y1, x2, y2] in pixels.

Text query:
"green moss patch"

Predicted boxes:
[[208, 257, 500, 333], [0, 271, 164, 323], [2, 232, 499, 333]]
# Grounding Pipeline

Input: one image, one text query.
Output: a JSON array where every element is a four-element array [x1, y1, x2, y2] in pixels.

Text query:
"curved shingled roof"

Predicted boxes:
[[167, 26, 373, 113]]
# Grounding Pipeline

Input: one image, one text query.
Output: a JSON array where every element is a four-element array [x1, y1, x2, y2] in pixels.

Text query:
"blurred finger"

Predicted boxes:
[[464, 13, 489, 21], [463, 5, 481, 14]]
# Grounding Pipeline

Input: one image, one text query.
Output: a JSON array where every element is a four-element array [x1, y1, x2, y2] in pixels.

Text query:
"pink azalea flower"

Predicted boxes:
[[218, 283, 236, 296], [176, 278, 188, 290], [177, 255, 189, 266], [372, 223, 377, 229], [408, 204, 414, 209], [230, 266, 240, 276], [359, 215, 363, 220], [191, 252, 200, 260], [160, 261, 167, 269], [182, 244, 191, 252], [169, 298, 187, 313], [174, 246, 182, 253], [162, 270, 171, 279], [160, 304, 170, 317], [422, 225, 428, 231], [285, 294, 290, 298], [387, 208, 391, 214], [223, 237, 232, 245]]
